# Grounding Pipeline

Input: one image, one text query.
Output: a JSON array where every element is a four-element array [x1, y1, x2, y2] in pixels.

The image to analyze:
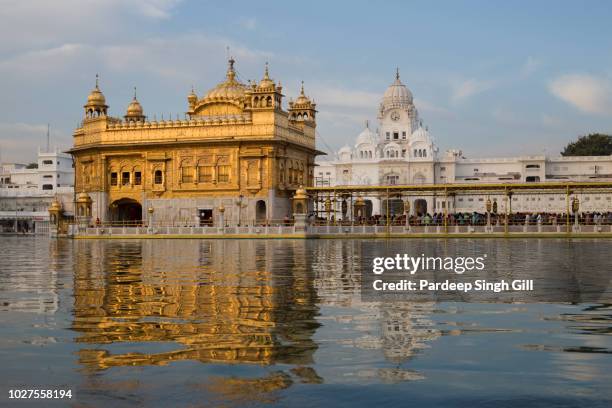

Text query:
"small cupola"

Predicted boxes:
[[83, 74, 108, 119]]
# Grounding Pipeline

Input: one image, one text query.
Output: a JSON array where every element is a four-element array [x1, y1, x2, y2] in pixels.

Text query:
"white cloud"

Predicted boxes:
[[0, 1, 182, 54], [548, 74, 612, 115], [451, 78, 495, 102], [0, 34, 273, 84]]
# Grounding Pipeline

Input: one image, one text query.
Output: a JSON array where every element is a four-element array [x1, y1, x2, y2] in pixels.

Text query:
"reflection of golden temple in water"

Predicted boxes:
[[71, 239, 320, 371], [68, 238, 448, 390]]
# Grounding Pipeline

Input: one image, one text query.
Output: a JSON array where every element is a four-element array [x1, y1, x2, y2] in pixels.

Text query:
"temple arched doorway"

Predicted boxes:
[[255, 200, 267, 223], [110, 198, 142, 224]]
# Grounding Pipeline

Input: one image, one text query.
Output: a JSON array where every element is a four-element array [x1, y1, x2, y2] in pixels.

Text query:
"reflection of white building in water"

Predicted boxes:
[[316, 71, 612, 217]]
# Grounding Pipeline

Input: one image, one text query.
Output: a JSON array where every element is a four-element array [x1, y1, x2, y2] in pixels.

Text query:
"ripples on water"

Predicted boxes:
[[0, 237, 611, 407]]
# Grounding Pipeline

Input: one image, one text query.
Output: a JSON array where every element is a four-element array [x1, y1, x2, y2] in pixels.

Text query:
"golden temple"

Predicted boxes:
[[70, 59, 320, 225]]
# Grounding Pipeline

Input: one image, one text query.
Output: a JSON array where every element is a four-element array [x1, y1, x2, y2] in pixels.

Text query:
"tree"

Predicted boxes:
[[26, 163, 38, 169], [561, 133, 612, 156]]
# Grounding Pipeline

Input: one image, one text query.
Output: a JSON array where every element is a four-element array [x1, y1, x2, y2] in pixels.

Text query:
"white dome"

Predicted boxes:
[[355, 126, 375, 147], [338, 144, 352, 154], [411, 126, 430, 142], [381, 70, 413, 111]]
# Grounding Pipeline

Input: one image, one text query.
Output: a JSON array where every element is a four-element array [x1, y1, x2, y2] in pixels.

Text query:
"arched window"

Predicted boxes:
[[360, 151, 363, 159], [217, 163, 230, 183], [423, 150, 427, 158], [266, 96, 272, 107], [110, 170, 118, 186], [198, 163, 213, 183], [414, 149, 417, 157], [154, 170, 163, 184], [133, 166, 142, 185], [181, 160, 194, 183]]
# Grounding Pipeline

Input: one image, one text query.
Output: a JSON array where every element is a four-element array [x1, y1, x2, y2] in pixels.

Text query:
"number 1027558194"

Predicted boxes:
[[8, 389, 72, 399]]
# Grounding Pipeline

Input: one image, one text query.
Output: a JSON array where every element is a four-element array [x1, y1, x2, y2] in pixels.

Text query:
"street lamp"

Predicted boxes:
[[236, 194, 244, 226], [486, 197, 492, 230], [572, 196, 580, 229], [324, 195, 332, 225], [354, 195, 365, 223], [404, 199, 411, 228], [217, 204, 225, 228], [147, 206, 154, 233]]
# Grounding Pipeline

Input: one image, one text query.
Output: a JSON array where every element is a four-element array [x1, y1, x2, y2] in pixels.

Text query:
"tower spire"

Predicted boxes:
[[226, 56, 236, 81]]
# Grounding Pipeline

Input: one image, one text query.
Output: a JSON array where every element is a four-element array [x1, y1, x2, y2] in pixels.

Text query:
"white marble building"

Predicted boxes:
[[0, 147, 74, 232], [315, 71, 612, 217]]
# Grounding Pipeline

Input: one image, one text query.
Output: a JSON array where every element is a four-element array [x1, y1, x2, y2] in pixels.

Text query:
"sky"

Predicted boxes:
[[1, 0, 612, 163]]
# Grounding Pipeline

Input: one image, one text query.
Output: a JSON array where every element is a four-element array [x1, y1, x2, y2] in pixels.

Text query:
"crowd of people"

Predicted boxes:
[[312, 211, 612, 226]]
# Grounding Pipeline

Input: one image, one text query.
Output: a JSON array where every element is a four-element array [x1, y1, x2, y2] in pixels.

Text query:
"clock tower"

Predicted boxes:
[[378, 69, 418, 148]]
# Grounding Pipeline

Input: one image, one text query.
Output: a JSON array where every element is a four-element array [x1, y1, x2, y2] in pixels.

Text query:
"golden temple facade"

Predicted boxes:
[[70, 59, 320, 225]]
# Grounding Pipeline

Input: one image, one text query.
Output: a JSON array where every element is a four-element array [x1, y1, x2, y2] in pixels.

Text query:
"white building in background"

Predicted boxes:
[[0, 147, 74, 233], [315, 71, 612, 217]]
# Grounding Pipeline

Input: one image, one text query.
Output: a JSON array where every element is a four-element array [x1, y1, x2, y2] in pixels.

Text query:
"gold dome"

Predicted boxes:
[[76, 192, 92, 204], [126, 98, 143, 115], [49, 198, 62, 211], [202, 58, 248, 102], [257, 62, 275, 89], [294, 81, 311, 105], [126, 97, 143, 115], [85, 74, 107, 107], [125, 87, 145, 120], [294, 185, 308, 200]]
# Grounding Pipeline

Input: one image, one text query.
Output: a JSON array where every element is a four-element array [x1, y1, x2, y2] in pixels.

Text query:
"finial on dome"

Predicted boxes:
[[419, 119, 423, 127], [264, 61, 270, 79], [133, 86, 137, 100], [365, 120, 369, 129], [226, 56, 236, 81], [300, 80, 305, 95], [396, 67, 400, 80], [187, 85, 197, 105]]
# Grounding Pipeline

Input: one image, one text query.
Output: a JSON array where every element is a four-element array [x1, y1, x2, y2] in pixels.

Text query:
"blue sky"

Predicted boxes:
[[1, 0, 612, 162]]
